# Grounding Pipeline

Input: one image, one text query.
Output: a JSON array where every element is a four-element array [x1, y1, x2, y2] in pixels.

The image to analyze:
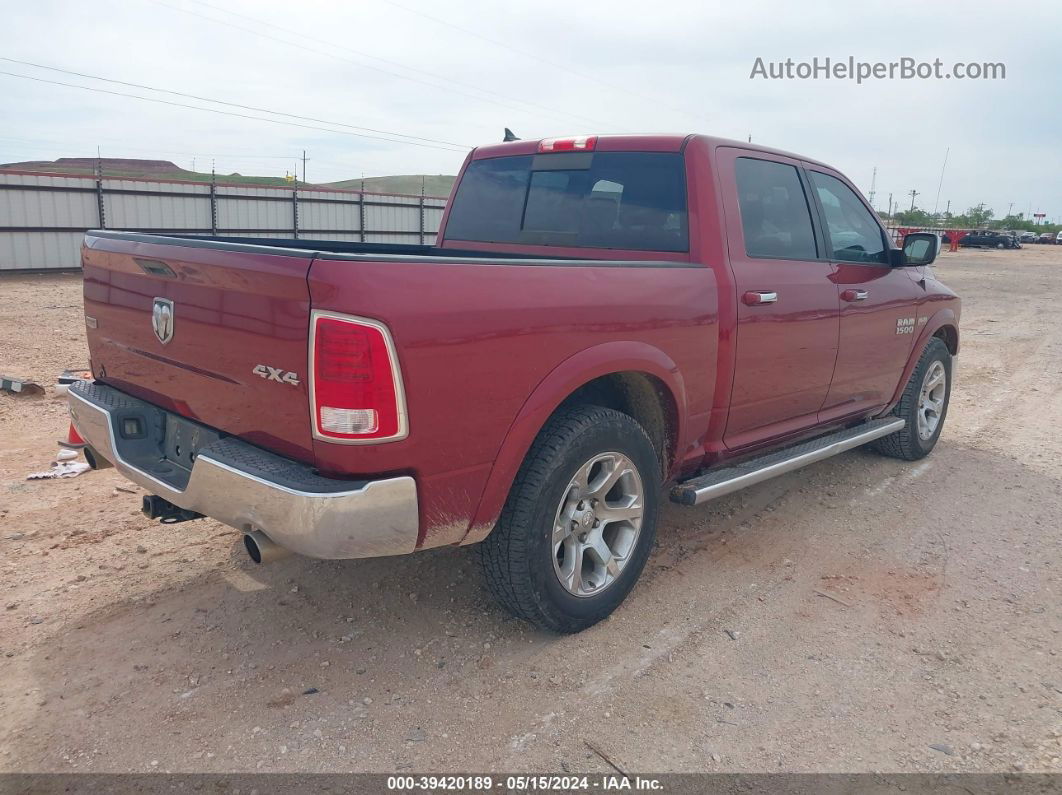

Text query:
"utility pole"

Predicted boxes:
[[301, 150, 308, 185], [945, 200, 951, 216], [868, 166, 877, 208], [908, 189, 919, 212], [1007, 202, 1014, 218], [887, 193, 893, 220]]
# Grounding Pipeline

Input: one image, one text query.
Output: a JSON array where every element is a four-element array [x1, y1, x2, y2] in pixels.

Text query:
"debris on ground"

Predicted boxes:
[[813, 588, 853, 607], [1, 375, 45, 396], [26, 461, 91, 480], [54, 369, 91, 396]]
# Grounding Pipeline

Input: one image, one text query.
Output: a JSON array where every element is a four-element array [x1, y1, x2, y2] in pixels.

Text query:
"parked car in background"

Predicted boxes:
[[1039, 232, 1055, 244], [68, 133, 960, 632], [1019, 231, 1037, 243], [960, 230, 1020, 248], [1056, 231, 1062, 245]]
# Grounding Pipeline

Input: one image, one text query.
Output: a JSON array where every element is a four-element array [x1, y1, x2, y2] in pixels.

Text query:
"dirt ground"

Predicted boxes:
[[1, 246, 1060, 775]]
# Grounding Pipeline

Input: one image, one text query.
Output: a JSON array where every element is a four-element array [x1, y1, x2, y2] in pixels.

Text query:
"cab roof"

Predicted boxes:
[[470, 134, 834, 171]]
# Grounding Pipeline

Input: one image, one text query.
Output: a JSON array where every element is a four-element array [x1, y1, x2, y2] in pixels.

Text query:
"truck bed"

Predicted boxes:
[[90, 230, 691, 266]]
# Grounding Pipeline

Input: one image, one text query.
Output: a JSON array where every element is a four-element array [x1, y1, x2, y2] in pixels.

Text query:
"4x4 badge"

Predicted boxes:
[[152, 297, 174, 345], [253, 364, 301, 386]]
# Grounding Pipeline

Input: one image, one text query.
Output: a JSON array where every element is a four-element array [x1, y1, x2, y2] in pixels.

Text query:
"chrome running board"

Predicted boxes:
[[670, 418, 905, 506]]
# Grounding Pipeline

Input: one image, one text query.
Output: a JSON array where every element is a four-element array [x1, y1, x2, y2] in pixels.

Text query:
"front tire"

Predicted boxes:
[[479, 405, 661, 633], [872, 337, 952, 460]]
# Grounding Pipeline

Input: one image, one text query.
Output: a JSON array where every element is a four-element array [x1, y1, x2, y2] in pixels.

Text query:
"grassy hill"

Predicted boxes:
[[0, 158, 455, 195], [325, 174, 455, 196], [1, 158, 297, 186]]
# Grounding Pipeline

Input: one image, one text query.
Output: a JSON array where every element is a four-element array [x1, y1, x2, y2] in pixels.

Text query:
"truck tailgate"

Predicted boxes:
[[81, 233, 315, 462]]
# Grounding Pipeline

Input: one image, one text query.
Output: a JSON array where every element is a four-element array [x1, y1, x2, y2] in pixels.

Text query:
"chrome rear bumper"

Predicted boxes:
[[68, 382, 419, 559]]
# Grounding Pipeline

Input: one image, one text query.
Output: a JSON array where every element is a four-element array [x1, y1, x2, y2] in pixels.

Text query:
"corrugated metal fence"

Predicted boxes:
[[0, 170, 449, 272]]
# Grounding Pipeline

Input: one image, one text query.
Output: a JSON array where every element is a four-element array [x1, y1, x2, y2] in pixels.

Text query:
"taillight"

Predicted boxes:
[[538, 135, 597, 153], [309, 311, 408, 443]]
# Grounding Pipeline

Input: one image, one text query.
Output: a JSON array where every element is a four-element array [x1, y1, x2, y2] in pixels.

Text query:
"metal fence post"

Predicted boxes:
[[419, 177, 426, 245], [292, 187, 299, 239], [359, 179, 367, 243], [94, 159, 106, 230], [209, 169, 218, 236]]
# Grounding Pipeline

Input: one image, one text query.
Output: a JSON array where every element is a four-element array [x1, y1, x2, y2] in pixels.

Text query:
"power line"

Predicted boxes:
[[1, 57, 468, 149], [0, 70, 469, 153], [377, 0, 706, 125], [147, 0, 620, 132], [178, 0, 621, 132]]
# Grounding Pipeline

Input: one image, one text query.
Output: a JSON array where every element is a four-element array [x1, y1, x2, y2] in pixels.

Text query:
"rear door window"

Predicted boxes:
[[445, 152, 688, 252], [733, 157, 818, 260]]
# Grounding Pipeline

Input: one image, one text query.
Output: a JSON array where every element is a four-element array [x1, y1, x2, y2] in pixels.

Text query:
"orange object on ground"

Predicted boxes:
[[59, 422, 87, 450]]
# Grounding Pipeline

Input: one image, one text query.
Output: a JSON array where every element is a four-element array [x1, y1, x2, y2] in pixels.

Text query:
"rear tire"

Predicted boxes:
[[872, 337, 952, 461], [479, 405, 660, 633]]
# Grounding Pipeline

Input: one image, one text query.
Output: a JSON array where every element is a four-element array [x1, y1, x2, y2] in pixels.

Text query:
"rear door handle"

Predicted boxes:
[[743, 290, 778, 306], [842, 289, 869, 302]]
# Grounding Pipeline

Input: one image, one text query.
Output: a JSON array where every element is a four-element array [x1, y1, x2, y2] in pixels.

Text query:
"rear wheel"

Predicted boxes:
[[479, 405, 660, 633], [872, 337, 952, 460]]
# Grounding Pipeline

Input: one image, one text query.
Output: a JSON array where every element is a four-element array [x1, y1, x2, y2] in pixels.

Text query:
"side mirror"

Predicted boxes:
[[901, 232, 940, 266]]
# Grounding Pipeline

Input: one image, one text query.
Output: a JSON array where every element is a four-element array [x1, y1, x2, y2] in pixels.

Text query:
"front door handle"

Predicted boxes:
[[743, 290, 778, 306], [842, 289, 869, 302]]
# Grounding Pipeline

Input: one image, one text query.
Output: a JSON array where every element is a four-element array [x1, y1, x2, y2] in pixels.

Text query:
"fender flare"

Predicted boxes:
[[459, 341, 687, 544], [884, 306, 959, 411]]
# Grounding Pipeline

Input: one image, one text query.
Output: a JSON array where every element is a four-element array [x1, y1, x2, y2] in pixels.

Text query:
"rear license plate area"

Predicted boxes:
[[162, 413, 221, 472]]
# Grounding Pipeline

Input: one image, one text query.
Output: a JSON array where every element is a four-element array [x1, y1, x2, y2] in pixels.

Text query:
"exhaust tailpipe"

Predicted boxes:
[[243, 530, 292, 564], [83, 445, 113, 471]]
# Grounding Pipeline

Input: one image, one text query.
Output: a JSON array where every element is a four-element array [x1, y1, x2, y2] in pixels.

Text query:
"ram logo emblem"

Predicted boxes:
[[151, 298, 174, 345], [253, 364, 301, 386]]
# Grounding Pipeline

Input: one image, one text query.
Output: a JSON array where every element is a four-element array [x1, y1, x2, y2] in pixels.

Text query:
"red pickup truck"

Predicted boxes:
[[69, 134, 959, 632]]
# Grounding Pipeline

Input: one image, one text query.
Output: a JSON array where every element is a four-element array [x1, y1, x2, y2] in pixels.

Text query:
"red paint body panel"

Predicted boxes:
[[81, 237, 315, 461], [80, 133, 961, 553], [307, 258, 717, 546], [806, 163, 925, 419], [713, 147, 839, 447]]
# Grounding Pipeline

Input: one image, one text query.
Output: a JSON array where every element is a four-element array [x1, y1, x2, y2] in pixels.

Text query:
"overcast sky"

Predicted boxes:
[[2, 0, 1060, 220]]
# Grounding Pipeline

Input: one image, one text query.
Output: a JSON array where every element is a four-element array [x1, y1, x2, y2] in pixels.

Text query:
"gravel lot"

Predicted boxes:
[[1, 246, 1060, 774]]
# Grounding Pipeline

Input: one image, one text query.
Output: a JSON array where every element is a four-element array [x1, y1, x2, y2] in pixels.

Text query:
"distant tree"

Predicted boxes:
[[894, 207, 936, 226], [955, 205, 994, 228]]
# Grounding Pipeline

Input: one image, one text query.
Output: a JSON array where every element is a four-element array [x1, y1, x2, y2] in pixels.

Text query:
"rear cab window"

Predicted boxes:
[[444, 152, 689, 252]]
